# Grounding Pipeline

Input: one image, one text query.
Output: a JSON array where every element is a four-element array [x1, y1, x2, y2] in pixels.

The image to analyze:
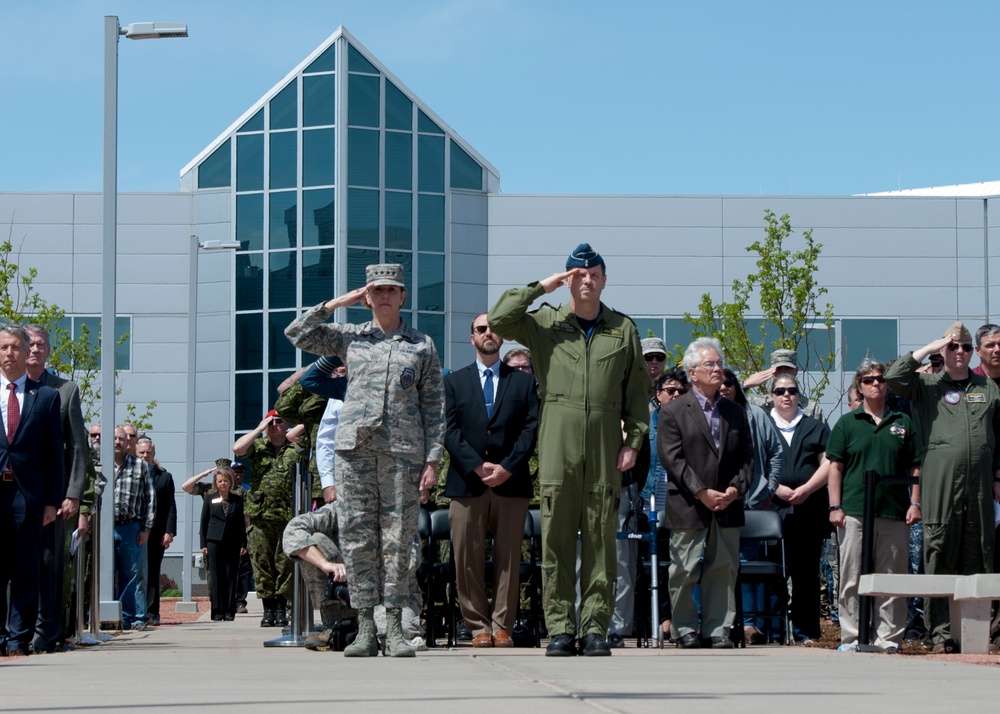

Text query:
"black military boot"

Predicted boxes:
[[260, 598, 277, 627], [274, 597, 289, 628]]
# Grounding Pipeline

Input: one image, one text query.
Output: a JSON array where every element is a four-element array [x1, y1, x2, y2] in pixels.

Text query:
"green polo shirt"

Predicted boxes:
[[825, 407, 921, 520]]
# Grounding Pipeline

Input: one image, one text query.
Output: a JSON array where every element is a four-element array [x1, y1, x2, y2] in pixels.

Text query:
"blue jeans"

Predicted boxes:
[[114, 521, 148, 626]]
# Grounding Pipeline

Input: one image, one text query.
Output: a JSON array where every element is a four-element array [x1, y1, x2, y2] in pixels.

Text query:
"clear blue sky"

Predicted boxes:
[[2, 1, 997, 196]]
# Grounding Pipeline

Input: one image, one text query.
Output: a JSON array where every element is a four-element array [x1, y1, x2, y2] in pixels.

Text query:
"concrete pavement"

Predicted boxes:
[[3, 601, 998, 714]]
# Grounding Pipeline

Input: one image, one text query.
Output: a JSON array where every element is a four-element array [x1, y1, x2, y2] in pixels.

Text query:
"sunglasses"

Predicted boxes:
[[473, 325, 491, 334], [772, 387, 799, 396], [947, 342, 973, 352], [644, 353, 666, 363], [861, 375, 886, 385], [270, 418, 284, 425], [722, 378, 736, 386], [660, 387, 685, 396]]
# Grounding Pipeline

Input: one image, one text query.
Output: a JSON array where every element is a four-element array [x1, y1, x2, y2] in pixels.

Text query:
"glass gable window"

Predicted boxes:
[[235, 254, 264, 311], [348, 128, 379, 187], [385, 192, 412, 249], [236, 194, 264, 251], [348, 43, 378, 74], [198, 138, 231, 189], [269, 191, 297, 249], [306, 44, 336, 73], [236, 134, 264, 192], [450, 141, 483, 191], [385, 132, 412, 190], [303, 128, 335, 187], [239, 108, 264, 133], [347, 189, 378, 246], [418, 194, 444, 252], [385, 81, 412, 130], [302, 248, 335, 305], [303, 74, 335, 127], [418, 135, 444, 193], [270, 82, 297, 130], [269, 132, 297, 190], [348, 74, 379, 128], [418, 109, 443, 135], [302, 189, 334, 247]]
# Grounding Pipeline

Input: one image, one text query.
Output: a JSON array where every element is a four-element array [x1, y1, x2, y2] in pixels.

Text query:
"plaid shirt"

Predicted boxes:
[[113, 455, 156, 532]]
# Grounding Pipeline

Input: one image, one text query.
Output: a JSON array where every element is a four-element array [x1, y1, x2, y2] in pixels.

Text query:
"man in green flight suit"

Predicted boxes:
[[885, 321, 1000, 653], [488, 243, 649, 657]]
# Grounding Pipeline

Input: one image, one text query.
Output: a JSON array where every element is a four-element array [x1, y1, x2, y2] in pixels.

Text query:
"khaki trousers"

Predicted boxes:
[[668, 516, 740, 640]]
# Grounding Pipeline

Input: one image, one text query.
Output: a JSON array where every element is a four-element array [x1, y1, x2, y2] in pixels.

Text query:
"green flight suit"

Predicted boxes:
[[884, 352, 1000, 643], [489, 283, 649, 637]]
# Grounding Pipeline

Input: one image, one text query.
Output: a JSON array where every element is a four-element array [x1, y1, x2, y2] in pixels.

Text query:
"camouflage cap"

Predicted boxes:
[[215, 458, 232, 469], [366, 263, 405, 287], [641, 337, 667, 356], [943, 320, 972, 343], [770, 349, 798, 370]]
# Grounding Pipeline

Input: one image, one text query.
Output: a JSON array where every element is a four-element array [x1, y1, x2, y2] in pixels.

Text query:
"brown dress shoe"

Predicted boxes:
[[472, 633, 494, 647], [492, 630, 514, 648]]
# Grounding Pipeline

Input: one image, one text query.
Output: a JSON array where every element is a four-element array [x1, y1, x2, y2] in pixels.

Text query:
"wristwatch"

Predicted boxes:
[[828, 504, 842, 512]]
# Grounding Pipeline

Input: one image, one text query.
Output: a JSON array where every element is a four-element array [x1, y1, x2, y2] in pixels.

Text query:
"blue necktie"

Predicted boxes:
[[483, 368, 494, 419]]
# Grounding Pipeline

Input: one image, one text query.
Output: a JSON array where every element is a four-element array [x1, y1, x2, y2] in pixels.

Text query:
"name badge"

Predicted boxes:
[[212, 497, 223, 504], [967, 393, 986, 403]]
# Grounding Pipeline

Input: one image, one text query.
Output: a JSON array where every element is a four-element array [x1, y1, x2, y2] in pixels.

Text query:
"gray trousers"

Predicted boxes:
[[668, 516, 740, 640]]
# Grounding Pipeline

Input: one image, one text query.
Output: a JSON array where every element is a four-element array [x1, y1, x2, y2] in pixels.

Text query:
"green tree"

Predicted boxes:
[[683, 209, 836, 400], [0, 227, 156, 431]]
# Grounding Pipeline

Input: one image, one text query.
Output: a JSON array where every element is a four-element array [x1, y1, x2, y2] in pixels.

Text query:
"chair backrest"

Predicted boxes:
[[429, 508, 451, 541], [526, 508, 541, 539], [740, 509, 783, 543], [418, 507, 432, 540]]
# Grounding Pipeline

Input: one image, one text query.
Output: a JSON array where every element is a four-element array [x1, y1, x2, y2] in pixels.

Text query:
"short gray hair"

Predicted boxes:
[[682, 337, 723, 372], [24, 324, 50, 347], [0, 324, 29, 350]]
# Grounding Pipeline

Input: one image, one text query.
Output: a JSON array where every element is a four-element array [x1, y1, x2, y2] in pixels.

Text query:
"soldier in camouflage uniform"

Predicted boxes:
[[275, 371, 328, 502], [233, 410, 303, 628], [285, 263, 445, 658]]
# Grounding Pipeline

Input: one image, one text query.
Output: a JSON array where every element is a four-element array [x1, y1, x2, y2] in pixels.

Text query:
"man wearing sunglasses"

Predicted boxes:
[[885, 321, 1000, 654], [233, 409, 302, 628]]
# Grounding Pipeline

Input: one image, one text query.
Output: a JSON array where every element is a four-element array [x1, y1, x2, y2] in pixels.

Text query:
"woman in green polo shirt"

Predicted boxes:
[[826, 359, 922, 653]]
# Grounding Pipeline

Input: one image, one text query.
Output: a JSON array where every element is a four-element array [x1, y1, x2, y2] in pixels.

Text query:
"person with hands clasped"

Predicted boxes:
[[200, 469, 247, 622], [285, 263, 445, 658], [884, 321, 1000, 653], [827, 359, 921, 653]]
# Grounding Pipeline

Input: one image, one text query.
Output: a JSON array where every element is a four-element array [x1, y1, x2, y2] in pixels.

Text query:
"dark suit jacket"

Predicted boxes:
[[0, 377, 64, 515], [443, 362, 539, 499], [658, 389, 753, 529], [200, 492, 247, 549], [38, 371, 88, 502], [149, 466, 178, 542]]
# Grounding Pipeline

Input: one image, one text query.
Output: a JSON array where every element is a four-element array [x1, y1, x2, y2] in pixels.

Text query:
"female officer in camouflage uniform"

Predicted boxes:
[[285, 264, 444, 658]]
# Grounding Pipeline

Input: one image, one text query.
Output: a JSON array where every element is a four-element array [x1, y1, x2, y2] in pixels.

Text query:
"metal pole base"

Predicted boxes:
[[175, 601, 199, 614], [263, 634, 308, 647]]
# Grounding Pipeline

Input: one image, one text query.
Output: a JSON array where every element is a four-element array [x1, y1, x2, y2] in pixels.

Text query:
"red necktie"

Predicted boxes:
[[7, 383, 19, 442]]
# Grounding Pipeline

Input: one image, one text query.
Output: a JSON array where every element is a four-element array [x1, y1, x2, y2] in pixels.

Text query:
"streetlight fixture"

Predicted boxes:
[[177, 236, 240, 614], [100, 15, 188, 625]]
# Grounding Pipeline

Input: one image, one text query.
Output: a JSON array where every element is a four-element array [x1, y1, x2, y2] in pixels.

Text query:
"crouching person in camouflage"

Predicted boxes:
[[285, 263, 445, 658]]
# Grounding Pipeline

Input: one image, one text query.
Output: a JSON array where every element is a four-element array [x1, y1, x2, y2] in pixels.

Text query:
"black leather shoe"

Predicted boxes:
[[579, 633, 612, 656], [260, 609, 275, 627], [607, 633, 625, 649], [676, 633, 702, 649], [223, 613, 235, 621], [701, 636, 734, 649], [274, 609, 289, 628], [545, 633, 577, 656], [456, 621, 473, 641]]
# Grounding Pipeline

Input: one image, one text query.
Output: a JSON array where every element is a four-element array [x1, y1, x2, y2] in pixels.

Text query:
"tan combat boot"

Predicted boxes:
[[383, 607, 415, 657], [344, 607, 378, 657]]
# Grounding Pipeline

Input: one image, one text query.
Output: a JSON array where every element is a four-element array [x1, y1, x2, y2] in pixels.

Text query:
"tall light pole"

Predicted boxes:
[[100, 15, 188, 624], [178, 237, 240, 613]]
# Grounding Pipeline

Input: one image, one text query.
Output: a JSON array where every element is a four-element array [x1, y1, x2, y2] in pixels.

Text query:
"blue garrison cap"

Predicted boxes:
[[566, 243, 605, 270]]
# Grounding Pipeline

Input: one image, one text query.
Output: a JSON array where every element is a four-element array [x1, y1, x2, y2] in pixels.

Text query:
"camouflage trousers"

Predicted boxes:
[[335, 449, 422, 610], [248, 518, 293, 601]]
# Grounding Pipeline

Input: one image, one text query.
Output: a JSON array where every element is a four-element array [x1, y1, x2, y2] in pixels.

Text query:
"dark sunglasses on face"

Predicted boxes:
[[947, 342, 973, 352], [644, 353, 666, 363], [861, 375, 886, 385], [660, 387, 685, 396], [473, 325, 491, 334], [722, 378, 736, 386], [772, 387, 799, 396]]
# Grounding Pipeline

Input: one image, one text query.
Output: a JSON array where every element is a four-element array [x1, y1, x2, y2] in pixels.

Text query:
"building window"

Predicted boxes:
[[55, 315, 132, 371], [198, 138, 231, 189]]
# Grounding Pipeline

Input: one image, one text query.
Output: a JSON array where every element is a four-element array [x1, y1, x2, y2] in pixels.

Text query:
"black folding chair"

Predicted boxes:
[[734, 509, 789, 647], [517, 508, 543, 647], [418, 507, 456, 647]]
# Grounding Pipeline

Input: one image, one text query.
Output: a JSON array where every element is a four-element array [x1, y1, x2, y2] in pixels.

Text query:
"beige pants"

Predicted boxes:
[[837, 515, 908, 649]]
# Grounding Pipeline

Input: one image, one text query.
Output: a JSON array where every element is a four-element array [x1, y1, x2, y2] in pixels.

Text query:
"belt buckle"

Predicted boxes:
[[1, 471, 13, 482]]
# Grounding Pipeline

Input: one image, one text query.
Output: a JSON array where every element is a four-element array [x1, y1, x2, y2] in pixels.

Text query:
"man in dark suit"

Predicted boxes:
[[25, 324, 90, 653], [659, 337, 752, 649], [0, 324, 64, 657], [136, 437, 177, 625], [444, 313, 539, 648]]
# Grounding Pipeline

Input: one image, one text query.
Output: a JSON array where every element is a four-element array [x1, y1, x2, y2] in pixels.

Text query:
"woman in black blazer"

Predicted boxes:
[[200, 469, 247, 621]]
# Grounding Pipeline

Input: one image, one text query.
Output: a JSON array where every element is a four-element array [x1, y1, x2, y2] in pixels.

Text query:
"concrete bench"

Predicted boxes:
[[859, 573, 1000, 654]]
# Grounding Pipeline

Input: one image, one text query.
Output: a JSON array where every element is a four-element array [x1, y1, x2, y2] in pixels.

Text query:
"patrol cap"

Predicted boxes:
[[215, 458, 232, 469], [566, 243, 605, 270], [366, 263, 405, 287], [641, 337, 667, 356], [943, 320, 972, 343], [231, 460, 246, 472], [769, 349, 798, 370]]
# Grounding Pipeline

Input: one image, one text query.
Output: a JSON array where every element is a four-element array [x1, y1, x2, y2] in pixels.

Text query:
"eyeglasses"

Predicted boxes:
[[660, 387, 685, 396], [722, 378, 737, 386], [271, 418, 284, 425], [947, 342, 973, 352], [861, 375, 886, 385], [699, 361, 723, 371], [510, 364, 533, 373], [472, 325, 492, 334], [772, 387, 799, 396], [644, 354, 666, 363]]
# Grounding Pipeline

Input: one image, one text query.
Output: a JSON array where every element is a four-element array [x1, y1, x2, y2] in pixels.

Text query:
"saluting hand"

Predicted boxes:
[[540, 269, 584, 294]]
